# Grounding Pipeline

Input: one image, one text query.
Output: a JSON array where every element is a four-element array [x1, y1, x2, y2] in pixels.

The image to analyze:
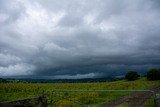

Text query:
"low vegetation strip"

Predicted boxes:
[[0, 95, 47, 107]]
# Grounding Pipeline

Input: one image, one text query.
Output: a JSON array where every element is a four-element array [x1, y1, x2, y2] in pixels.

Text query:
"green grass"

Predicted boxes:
[[0, 78, 159, 106], [116, 103, 128, 107], [142, 97, 155, 107]]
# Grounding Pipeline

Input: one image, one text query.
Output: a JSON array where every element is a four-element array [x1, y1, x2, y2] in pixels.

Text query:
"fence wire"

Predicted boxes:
[[47, 90, 156, 107], [0, 90, 158, 107]]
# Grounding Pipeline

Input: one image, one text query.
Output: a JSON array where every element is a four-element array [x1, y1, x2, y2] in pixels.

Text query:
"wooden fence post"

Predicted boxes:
[[39, 94, 47, 107], [156, 93, 160, 107]]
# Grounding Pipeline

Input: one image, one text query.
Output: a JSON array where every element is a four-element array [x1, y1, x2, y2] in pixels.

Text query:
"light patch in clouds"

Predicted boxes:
[[16, 1, 65, 35], [54, 73, 100, 79], [43, 42, 67, 53], [0, 13, 9, 23], [0, 63, 35, 76], [0, 53, 21, 66]]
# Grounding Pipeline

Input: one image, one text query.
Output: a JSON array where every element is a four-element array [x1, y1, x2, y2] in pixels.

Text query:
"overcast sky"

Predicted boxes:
[[0, 0, 160, 79]]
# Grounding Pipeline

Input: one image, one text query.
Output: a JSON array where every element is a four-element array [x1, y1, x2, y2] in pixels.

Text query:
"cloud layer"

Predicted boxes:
[[0, 0, 160, 78]]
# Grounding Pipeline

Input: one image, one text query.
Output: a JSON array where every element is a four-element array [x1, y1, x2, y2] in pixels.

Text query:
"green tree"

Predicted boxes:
[[125, 71, 140, 81], [147, 68, 160, 80]]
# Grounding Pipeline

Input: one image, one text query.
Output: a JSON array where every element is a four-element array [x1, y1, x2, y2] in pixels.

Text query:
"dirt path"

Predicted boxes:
[[101, 85, 160, 107], [101, 92, 153, 107]]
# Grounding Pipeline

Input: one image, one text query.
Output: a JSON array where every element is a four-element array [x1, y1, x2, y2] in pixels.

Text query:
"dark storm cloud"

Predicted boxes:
[[0, 0, 160, 78]]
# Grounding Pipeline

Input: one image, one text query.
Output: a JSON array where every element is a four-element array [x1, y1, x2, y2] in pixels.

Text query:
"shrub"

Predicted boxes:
[[147, 68, 160, 80], [125, 71, 140, 81]]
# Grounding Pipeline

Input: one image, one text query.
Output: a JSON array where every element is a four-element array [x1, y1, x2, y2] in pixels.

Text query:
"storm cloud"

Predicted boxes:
[[0, 0, 160, 78]]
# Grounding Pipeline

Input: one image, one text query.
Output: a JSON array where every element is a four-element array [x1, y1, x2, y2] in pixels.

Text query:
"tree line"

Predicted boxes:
[[125, 68, 160, 81]]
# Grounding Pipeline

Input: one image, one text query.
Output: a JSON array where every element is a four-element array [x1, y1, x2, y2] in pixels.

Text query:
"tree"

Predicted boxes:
[[125, 71, 140, 81], [147, 68, 160, 80]]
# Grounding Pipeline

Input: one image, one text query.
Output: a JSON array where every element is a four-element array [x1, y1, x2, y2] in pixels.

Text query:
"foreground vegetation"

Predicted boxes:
[[0, 77, 159, 106]]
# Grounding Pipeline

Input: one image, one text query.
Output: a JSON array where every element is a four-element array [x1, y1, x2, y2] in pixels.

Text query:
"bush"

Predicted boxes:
[[125, 71, 140, 81], [147, 68, 160, 80]]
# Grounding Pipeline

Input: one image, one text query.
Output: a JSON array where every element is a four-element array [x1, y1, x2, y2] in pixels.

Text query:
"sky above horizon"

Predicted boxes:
[[0, 0, 160, 79]]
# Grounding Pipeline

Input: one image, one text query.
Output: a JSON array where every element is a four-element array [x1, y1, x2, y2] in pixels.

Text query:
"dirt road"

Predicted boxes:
[[102, 85, 160, 107], [101, 91, 153, 107]]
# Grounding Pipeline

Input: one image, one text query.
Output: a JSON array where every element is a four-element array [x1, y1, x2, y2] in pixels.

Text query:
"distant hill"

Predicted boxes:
[[0, 76, 124, 83]]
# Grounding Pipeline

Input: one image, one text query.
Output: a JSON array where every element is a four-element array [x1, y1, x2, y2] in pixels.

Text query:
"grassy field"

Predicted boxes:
[[0, 78, 159, 106]]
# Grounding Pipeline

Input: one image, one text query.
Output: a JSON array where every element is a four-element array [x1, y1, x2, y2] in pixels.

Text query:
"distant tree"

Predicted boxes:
[[0, 78, 8, 83], [147, 68, 160, 80], [125, 71, 140, 81], [40, 81, 47, 83]]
